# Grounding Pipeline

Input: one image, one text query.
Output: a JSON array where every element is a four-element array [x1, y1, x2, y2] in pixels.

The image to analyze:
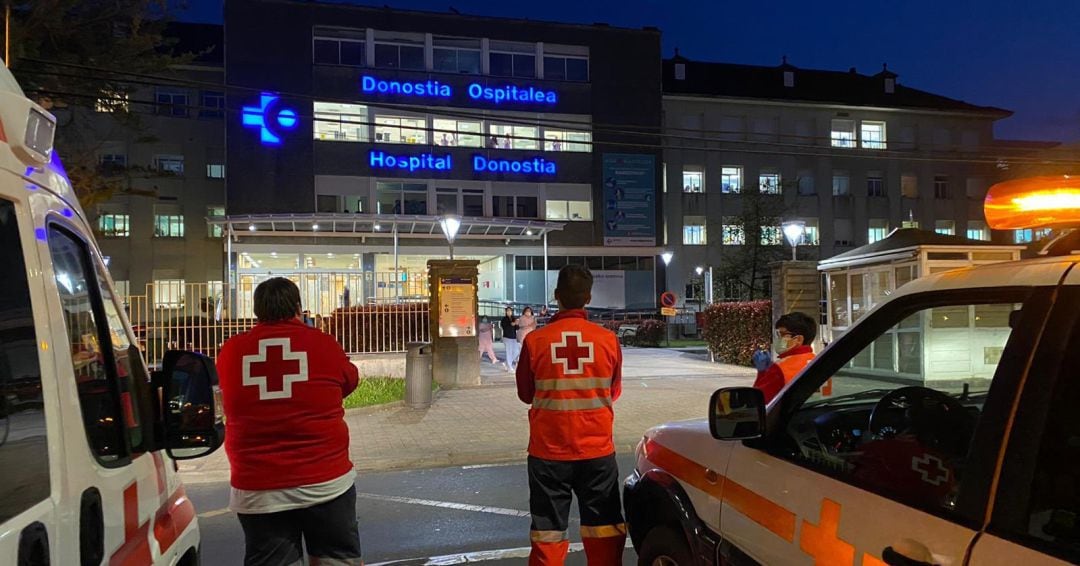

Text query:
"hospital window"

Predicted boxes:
[[759, 172, 781, 194], [721, 167, 742, 194], [374, 113, 427, 144], [433, 36, 481, 74], [833, 172, 851, 196], [867, 174, 885, 197], [314, 102, 369, 142], [153, 207, 184, 238], [489, 41, 536, 78], [433, 118, 484, 148], [543, 44, 589, 81], [98, 212, 130, 238], [861, 121, 887, 149], [803, 219, 820, 245], [935, 220, 956, 236], [489, 123, 539, 150], [313, 26, 366, 66], [543, 130, 591, 152], [207, 206, 225, 238], [153, 279, 186, 309], [546, 200, 592, 221], [831, 119, 856, 148], [373, 31, 424, 70], [760, 225, 782, 246], [377, 182, 428, 215], [682, 169, 704, 193], [682, 216, 706, 245], [868, 219, 889, 243], [436, 187, 485, 217], [493, 195, 539, 219], [967, 221, 990, 241], [722, 218, 745, 245]]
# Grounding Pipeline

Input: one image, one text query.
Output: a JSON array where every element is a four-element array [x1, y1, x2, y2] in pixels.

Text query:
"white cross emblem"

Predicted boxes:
[[550, 331, 595, 375], [911, 453, 950, 486], [242, 338, 309, 400]]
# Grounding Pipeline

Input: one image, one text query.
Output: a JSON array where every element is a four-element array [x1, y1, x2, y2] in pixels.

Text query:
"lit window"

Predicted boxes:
[[682, 169, 704, 193], [867, 174, 885, 197], [375, 113, 427, 145], [206, 164, 225, 179], [545, 200, 591, 221], [759, 172, 781, 194], [543, 129, 591, 152], [1014, 229, 1033, 244], [490, 41, 536, 78], [314, 101, 369, 142], [934, 175, 949, 199], [861, 121, 887, 149], [683, 216, 706, 245], [154, 207, 185, 238], [722, 218, 745, 245], [156, 88, 189, 117], [153, 279, 186, 309], [543, 44, 589, 81], [313, 26, 366, 66], [935, 220, 956, 236], [207, 206, 225, 238], [489, 123, 538, 150], [868, 219, 889, 243], [154, 155, 184, 175], [721, 167, 742, 194], [901, 174, 918, 198], [97, 213, 130, 238], [200, 91, 225, 118], [803, 219, 820, 245], [966, 221, 990, 241], [832, 172, 850, 196], [760, 226, 782, 246], [95, 89, 129, 113], [433, 36, 481, 74], [831, 119, 856, 148], [434, 118, 484, 148], [373, 31, 424, 70]]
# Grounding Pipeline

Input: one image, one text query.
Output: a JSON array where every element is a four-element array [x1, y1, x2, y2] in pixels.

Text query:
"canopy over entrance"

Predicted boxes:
[[209, 213, 565, 240]]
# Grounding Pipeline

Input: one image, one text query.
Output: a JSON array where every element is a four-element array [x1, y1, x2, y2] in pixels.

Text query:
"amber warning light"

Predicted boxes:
[[985, 175, 1080, 230]]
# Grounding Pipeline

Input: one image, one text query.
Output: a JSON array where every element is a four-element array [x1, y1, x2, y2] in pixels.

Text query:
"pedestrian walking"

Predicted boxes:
[[751, 311, 818, 403], [501, 306, 519, 371], [516, 265, 626, 565], [514, 306, 537, 367], [216, 277, 364, 566], [478, 316, 499, 364]]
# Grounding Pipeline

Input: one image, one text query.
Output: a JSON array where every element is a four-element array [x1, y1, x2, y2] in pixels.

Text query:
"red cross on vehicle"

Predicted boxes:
[[242, 338, 309, 400], [911, 453, 950, 486], [550, 331, 595, 375]]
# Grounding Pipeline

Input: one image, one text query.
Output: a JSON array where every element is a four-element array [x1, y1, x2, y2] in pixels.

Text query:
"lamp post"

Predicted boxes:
[[782, 220, 806, 261], [439, 215, 461, 260]]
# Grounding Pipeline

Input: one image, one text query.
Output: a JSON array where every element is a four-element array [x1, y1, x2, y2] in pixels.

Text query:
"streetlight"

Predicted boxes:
[[439, 215, 461, 260], [782, 220, 806, 261], [661, 251, 674, 266], [695, 266, 704, 276]]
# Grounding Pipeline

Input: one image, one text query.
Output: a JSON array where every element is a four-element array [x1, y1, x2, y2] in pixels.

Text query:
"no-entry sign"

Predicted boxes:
[[660, 291, 677, 308]]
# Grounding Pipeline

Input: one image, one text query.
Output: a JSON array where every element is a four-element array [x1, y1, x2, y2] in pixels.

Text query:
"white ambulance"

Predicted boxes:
[[0, 63, 224, 564], [626, 178, 1080, 566]]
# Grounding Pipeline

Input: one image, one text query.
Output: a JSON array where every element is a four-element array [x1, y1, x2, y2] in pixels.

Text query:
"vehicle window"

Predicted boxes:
[[1022, 315, 1080, 560], [48, 225, 128, 464], [93, 262, 147, 453], [0, 199, 50, 523], [780, 297, 1023, 519]]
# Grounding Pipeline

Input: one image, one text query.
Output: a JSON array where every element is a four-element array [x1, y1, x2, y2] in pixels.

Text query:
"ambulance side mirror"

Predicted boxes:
[[709, 387, 766, 440], [160, 350, 225, 460]]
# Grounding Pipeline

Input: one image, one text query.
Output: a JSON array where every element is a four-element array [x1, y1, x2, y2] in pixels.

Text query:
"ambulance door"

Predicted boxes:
[[718, 286, 1053, 565], [41, 219, 171, 565], [0, 197, 59, 565], [967, 283, 1080, 566]]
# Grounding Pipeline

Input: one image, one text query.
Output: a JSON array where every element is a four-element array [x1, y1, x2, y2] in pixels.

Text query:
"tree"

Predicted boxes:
[[712, 181, 793, 301], [6, 0, 195, 209]]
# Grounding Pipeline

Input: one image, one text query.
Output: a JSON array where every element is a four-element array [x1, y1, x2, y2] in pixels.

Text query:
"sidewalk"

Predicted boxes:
[[179, 349, 755, 484]]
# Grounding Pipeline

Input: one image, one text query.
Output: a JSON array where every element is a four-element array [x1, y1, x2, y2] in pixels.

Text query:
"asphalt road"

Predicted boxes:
[[188, 455, 639, 565]]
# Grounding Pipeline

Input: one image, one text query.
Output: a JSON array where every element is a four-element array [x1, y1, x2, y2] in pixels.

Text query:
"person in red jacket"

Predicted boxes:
[[752, 312, 817, 404], [216, 277, 362, 566], [516, 265, 626, 565]]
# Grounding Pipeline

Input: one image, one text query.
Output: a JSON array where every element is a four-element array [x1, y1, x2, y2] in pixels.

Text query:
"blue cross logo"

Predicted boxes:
[[242, 93, 298, 146]]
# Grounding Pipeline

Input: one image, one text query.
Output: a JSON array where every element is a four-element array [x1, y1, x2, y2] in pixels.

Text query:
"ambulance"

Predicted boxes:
[[625, 177, 1080, 566], [0, 63, 225, 564]]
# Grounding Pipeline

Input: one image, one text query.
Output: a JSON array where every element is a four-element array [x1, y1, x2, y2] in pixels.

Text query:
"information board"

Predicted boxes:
[[438, 277, 476, 338], [602, 153, 657, 246]]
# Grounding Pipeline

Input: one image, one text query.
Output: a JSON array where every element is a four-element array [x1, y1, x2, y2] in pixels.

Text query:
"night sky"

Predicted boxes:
[[178, 0, 1080, 143]]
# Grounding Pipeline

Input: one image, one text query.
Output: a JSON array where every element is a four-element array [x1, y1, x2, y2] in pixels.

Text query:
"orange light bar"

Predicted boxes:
[[984, 175, 1080, 230]]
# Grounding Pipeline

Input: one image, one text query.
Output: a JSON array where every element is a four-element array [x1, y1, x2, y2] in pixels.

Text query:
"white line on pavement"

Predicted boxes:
[[368, 540, 633, 566], [355, 492, 531, 518], [198, 508, 232, 519], [460, 462, 520, 470]]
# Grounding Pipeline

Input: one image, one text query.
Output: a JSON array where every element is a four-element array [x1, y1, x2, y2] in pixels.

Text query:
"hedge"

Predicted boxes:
[[633, 319, 666, 347], [702, 301, 772, 366], [324, 304, 430, 353]]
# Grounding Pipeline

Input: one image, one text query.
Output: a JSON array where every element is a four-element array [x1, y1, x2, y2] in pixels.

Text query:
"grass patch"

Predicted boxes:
[[343, 377, 438, 409], [664, 339, 708, 348]]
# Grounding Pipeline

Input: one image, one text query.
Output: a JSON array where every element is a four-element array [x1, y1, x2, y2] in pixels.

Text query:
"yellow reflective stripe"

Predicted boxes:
[[580, 523, 627, 538], [531, 530, 569, 543], [535, 377, 612, 391], [533, 397, 612, 411]]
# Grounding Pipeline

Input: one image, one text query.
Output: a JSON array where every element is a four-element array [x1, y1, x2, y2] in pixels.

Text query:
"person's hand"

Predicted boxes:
[[752, 349, 773, 372]]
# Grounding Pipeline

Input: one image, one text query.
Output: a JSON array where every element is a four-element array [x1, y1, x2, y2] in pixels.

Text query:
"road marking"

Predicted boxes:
[[197, 508, 231, 519], [461, 462, 519, 470], [369, 540, 632, 566], [356, 492, 530, 518]]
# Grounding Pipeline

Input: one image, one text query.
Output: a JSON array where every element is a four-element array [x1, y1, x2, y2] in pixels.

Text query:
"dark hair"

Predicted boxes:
[[254, 277, 302, 323], [523, 306, 534, 316], [555, 265, 593, 310], [776, 312, 817, 344]]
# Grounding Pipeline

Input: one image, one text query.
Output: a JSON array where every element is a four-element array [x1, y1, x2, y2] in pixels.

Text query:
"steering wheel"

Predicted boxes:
[[868, 386, 974, 454]]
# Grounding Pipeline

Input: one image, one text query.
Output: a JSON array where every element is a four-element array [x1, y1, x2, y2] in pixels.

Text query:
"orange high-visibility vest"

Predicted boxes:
[[522, 312, 622, 461], [776, 350, 815, 384]]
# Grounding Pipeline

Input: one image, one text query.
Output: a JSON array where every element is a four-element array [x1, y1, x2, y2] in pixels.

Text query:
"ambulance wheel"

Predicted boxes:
[[638, 526, 693, 566]]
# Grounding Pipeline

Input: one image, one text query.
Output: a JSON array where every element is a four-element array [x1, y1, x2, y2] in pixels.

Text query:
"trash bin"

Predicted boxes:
[[405, 342, 433, 409]]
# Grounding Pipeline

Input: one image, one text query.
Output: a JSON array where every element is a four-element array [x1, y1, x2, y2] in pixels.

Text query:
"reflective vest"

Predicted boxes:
[[519, 310, 622, 461], [775, 348, 815, 384]]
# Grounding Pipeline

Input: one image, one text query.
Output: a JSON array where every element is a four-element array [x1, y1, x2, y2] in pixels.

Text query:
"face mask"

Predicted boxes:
[[774, 336, 792, 354]]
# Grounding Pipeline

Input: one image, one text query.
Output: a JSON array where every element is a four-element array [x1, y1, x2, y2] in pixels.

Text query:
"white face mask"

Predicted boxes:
[[773, 336, 792, 354]]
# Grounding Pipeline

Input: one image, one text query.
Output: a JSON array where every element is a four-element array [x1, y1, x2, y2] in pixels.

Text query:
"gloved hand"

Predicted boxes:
[[752, 349, 773, 372]]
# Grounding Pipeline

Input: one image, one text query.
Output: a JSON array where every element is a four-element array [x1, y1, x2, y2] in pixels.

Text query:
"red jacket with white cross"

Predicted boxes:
[[217, 318, 359, 490]]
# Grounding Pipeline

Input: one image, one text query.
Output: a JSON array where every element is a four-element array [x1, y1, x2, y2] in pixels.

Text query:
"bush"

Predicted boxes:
[[632, 319, 666, 347], [325, 304, 430, 353], [702, 301, 772, 366], [601, 320, 624, 333]]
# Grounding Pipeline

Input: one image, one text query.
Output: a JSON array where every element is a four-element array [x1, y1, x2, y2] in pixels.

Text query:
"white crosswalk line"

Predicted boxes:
[[355, 492, 531, 518]]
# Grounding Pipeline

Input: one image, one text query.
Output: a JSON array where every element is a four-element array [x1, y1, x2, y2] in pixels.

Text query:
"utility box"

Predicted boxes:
[[427, 260, 481, 388]]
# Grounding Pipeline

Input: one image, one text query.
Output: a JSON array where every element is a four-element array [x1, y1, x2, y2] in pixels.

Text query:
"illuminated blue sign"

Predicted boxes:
[[359, 76, 557, 105], [368, 149, 557, 176], [242, 93, 298, 145]]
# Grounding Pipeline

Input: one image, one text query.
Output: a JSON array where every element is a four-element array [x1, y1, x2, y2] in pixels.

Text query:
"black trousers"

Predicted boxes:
[[528, 454, 624, 534], [236, 486, 363, 566]]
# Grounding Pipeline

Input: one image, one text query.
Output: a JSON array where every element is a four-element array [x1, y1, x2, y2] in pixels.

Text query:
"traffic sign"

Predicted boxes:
[[661, 307, 677, 317], [660, 291, 677, 308]]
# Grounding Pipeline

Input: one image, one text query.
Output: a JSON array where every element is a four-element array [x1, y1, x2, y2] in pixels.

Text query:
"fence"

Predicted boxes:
[[122, 281, 431, 364]]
